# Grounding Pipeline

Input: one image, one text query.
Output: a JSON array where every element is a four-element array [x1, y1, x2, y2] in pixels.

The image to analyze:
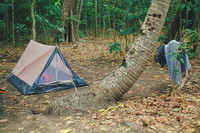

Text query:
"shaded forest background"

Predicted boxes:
[[0, 0, 199, 56]]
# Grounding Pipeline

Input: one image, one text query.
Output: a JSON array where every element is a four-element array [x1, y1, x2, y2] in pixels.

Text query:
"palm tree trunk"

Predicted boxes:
[[45, 0, 171, 116]]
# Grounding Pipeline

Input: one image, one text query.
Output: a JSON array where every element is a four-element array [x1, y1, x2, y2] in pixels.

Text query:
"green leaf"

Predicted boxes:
[[98, 109, 106, 112], [180, 3, 186, 10], [173, 108, 181, 112], [151, 93, 158, 97]]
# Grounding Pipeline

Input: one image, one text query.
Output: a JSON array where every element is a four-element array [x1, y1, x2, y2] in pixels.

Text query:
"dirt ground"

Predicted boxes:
[[0, 39, 199, 133]]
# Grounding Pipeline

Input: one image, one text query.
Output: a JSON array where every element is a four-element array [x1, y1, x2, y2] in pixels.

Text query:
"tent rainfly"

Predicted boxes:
[[7, 40, 87, 95]]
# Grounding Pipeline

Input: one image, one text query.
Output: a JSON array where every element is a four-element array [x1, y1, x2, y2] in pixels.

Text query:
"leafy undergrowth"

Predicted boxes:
[[0, 40, 199, 133]]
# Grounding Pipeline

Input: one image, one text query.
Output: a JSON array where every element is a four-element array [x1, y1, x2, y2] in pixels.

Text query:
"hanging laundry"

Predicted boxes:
[[157, 40, 191, 86]]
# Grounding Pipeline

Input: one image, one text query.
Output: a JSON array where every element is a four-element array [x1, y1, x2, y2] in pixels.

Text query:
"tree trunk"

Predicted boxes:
[[94, 0, 98, 36], [45, 0, 171, 116], [3, 11, 10, 39], [31, 0, 36, 41], [12, 0, 15, 46], [62, 0, 81, 44], [75, 0, 83, 40]]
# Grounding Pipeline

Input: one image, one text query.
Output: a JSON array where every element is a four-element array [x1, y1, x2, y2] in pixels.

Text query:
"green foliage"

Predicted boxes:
[[54, 34, 63, 43], [0, 20, 5, 31], [179, 29, 199, 58], [15, 23, 28, 34], [81, 0, 150, 35], [158, 36, 170, 44], [0, 0, 198, 52], [78, 30, 86, 38], [180, 0, 200, 15], [33, 0, 63, 42], [109, 42, 121, 54], [194, 0, 200, 12], [0, 3, 11, 14]]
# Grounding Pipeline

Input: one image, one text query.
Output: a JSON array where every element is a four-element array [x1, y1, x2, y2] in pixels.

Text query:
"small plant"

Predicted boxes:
[[179, 29, 199, 58], [15, 23, 29, 34], [54, 34, 63, 43], [109, 42, 122, 54]]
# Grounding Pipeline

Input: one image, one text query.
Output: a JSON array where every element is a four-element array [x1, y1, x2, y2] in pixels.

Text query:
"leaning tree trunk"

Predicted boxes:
[[45, 0, 171, 116]]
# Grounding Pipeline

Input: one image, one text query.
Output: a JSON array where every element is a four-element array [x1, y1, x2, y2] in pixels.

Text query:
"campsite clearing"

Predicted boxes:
[[0, 39, 200, 133]]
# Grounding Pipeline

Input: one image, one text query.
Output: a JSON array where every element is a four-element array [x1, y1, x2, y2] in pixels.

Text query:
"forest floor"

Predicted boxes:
[[0, 38, 199, 133]]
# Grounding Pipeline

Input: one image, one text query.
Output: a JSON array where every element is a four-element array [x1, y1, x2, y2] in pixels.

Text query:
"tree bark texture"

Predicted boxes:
[[45, 0, 171, 116], [31, 0, 36, 41]]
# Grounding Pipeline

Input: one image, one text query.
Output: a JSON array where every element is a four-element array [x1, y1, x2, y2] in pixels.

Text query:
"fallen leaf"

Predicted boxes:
[[185, 128, 196, 133], [43, 95, 50, 99], [31, 109, 45, 114], [122, 108, 129, 111], [100, 127, 107, 131], [0, 88, 9, 93], [124, 127, 132, 132], [172, 108, 181, 112], [100, 120, 112, 124], [118, 103, 125, 108], [18, 127, 24, 130], [66, 120, 75, 125], [0, 119, 8, 123], [151, 93, 158, 97], [60, 129, 74, 133], [39, 126, 45, 129], [98, 109, 106, 112], [62, 117, 73, 121]]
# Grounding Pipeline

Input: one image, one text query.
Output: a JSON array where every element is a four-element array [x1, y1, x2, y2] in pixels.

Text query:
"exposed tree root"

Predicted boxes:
[[44, 89, 117, 116]]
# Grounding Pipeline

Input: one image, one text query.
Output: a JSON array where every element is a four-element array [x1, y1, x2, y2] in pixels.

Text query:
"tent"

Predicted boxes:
[[7, 40, 87, 95]]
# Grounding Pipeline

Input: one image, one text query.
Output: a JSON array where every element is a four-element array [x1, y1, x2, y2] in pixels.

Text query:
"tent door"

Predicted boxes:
[[38, 53, 74, 86]]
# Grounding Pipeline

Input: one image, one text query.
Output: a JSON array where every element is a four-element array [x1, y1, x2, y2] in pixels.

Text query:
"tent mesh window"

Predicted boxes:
[[38, 53, 74, 85]]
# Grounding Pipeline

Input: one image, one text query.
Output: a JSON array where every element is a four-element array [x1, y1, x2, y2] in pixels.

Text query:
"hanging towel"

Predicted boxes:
[[164, 40, 191, 86]]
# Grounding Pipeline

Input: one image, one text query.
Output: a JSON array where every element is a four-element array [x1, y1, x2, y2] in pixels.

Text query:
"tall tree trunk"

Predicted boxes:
[[45, 0, 171, 116], [94, 0, 98, 36], [62, 0, 81, 43], [31, 0, 36, 41], [12, 0, 15, 46], [75, 0, 83, 40], [3, 11, 10, 39]]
